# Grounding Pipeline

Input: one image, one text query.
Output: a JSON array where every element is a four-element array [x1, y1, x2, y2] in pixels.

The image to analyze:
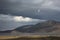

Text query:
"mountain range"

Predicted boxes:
[[0, 20, 60, 35], [15, 20, 60, 33]]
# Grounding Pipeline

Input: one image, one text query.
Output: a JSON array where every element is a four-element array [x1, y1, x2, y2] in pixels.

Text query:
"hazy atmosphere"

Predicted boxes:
[[0, 0, 60, 31]]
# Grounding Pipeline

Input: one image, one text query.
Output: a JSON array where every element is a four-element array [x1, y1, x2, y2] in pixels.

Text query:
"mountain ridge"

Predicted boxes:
[[15, 20, 60, 33], [0, 20, 60, 34]]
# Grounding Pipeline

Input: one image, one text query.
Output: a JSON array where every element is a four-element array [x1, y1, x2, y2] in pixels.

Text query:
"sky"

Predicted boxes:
[[0, 0, 60, 31]]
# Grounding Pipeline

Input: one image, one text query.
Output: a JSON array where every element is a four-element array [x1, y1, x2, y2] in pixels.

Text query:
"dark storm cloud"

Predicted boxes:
[[0, 0, 60, 20]]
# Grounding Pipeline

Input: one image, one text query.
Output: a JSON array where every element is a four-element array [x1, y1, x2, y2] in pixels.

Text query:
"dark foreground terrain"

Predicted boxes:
[[0, 36, 60, 40]]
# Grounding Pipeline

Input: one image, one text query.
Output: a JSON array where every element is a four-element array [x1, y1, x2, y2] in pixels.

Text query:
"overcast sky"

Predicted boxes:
[[0, 0, 60, 31]]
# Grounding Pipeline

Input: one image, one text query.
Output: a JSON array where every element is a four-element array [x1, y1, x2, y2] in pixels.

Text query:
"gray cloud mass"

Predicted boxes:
[[0, 0, 60, 19]]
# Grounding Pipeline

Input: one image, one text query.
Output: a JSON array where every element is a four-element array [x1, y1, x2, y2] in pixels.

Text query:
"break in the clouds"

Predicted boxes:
[[0, 14, 46, 31]]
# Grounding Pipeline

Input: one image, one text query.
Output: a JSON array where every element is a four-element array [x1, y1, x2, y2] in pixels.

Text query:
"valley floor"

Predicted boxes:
[[0, 35, 60, 40]]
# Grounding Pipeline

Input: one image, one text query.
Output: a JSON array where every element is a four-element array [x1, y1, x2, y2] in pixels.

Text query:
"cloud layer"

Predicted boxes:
[[0, 0, 60, 21]]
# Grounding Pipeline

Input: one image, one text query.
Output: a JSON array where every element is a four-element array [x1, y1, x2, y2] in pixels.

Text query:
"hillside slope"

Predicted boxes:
[[15, 20, 60, 33]]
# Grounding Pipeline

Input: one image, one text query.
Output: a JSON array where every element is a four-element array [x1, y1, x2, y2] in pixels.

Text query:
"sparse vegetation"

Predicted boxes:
[[0, 36, 60, 40]]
